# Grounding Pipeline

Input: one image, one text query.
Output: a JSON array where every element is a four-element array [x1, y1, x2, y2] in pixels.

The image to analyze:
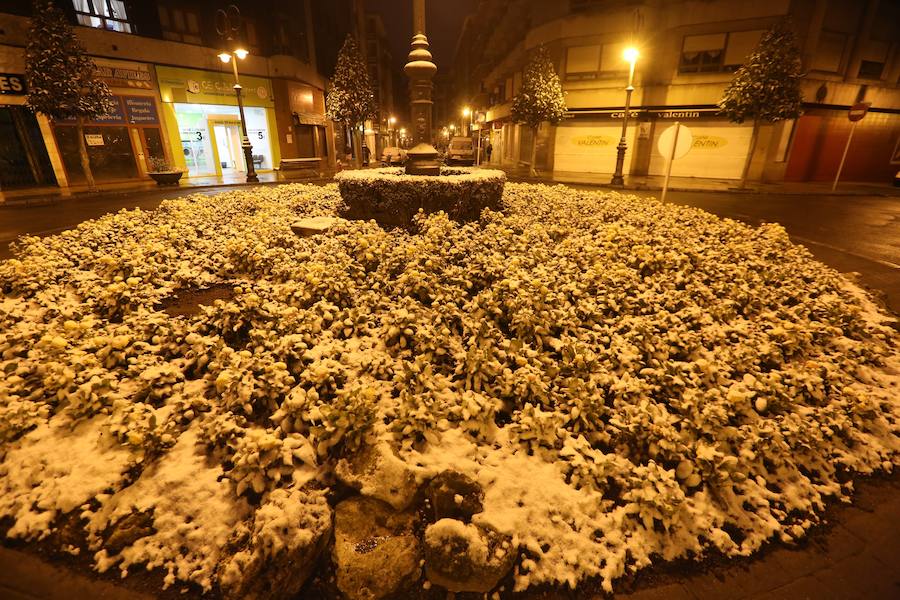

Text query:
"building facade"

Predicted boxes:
[[453, 0, 900, 183], [0, 0, 331, 193]]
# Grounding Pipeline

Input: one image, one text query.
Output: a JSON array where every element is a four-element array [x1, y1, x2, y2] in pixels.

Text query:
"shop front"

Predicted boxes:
[[0, 46, 57, 190], [557, 108, 752, 179], [52, 59, 166, 186], [156, 66, 278, 178]]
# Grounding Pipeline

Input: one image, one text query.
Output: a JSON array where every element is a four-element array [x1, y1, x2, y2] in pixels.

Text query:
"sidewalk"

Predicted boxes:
[[0, 170, 332, 207], [495, 165, 900, 197]]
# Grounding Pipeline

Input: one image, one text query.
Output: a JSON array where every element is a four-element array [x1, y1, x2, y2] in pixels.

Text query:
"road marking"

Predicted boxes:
[[792, 236, 900, 270]]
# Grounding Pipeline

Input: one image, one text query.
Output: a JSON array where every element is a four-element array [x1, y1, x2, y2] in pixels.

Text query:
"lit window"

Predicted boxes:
[[72, 0, 133, 34], [679, 33, 726, 73]]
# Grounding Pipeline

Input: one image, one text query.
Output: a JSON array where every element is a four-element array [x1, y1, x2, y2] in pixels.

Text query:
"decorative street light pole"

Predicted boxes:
[[463, 106, 472, 136], [611, 47, 639, 187], [404, 0, 440, 175], [218, 49, 258, 183], [215, 5, 257, 183]]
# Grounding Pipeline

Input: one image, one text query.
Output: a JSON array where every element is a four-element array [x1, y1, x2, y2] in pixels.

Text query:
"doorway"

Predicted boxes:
[[213, 122, 244, 175]]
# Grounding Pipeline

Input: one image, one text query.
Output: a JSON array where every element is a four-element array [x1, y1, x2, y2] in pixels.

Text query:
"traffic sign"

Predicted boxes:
[[848, 102, 870, 122], [657, 123, 693, 159]]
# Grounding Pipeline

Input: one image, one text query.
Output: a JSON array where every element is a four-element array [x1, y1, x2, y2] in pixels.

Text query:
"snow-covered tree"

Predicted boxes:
[[326, 35, 376, 169], [719, 21, 804, 187], [511, 46, 567, 176], [25, 0, 115, 190]]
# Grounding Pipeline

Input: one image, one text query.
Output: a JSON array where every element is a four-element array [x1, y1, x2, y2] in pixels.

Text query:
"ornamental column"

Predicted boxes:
[[404, 0, 440, 175]]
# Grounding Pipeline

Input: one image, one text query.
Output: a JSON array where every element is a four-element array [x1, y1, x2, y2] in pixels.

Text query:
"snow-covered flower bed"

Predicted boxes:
[[335, 166, 505, 226], [0, 183, 898, 596]]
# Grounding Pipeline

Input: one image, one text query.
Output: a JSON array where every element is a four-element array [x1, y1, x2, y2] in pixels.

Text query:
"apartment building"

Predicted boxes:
[[454, 0, 900, 183], [0, 0, 331, 191]]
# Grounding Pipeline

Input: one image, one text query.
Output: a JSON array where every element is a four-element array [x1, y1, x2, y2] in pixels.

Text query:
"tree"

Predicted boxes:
[[719, 21, 804, 188], [511, 46, 567, 176], [326, 35, 376, 169], [25, 0, 115, 191]]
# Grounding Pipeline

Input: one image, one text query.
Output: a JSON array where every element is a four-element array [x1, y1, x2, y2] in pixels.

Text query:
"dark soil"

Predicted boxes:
[[156, 284, 236, 318]]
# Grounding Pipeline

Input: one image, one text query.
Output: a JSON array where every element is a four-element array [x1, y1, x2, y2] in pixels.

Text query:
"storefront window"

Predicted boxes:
[[172, 103, 274, 176], [55, 125, 137, 184], [0, 107, 56, 188]]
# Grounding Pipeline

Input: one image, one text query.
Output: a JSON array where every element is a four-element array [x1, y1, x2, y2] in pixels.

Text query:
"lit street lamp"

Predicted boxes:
[[462, 106, 472, 136], [218, 48, 258, 183], [611, 47, 639, 187]]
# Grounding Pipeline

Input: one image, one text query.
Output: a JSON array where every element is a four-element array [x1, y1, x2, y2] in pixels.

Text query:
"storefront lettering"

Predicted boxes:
[[656, 110, 701, 119], [94, 61, 152, 90], [573, 135, 614, 146], [123, 96, 159, 124], [692, 135, 728, 149], [0, 73, 27, 95]]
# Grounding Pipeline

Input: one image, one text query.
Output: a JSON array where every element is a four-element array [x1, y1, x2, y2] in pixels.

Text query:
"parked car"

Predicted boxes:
[[446, 136, 475, 165], [381, 146, 407, 166]]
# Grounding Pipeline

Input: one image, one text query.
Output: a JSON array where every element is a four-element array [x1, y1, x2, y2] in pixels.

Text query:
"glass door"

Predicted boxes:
[[213, 122, 243, 175]]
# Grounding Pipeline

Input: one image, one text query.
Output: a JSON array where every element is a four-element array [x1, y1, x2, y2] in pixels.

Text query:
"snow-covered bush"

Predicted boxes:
[[335, 167, 506, 226], [0, 182, 897, 596]]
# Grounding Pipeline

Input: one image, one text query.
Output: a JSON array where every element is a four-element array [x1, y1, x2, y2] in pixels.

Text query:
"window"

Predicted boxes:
[[858, 60, 884, 80], [679, 33, 726, 73], [724, 31, 763, 67], [857, 40, 888, 80], [565, 45, 600, 80], [72, 0, 132, 33], [812, 31, 846, 72], [158, 5, 202, 45]]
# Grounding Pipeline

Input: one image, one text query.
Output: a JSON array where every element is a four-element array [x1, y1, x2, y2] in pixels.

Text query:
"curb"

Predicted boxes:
[[0, 178, 335, 209], [504, 176, 900, 197]]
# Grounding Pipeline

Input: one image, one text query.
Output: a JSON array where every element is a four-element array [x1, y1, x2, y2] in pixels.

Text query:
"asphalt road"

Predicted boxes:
[[1, 184, 898, 315]]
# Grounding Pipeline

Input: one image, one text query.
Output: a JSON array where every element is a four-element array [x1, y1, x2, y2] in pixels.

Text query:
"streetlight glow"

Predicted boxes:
[[462, 106, 471, 116], [234, 48, 249, 60], [623, 47, 639, 63], [218, 52, 232, 64], [389, 116, 397, 125]]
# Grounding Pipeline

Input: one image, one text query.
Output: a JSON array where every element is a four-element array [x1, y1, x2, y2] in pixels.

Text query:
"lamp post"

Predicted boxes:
[[389, 115, 397, 146], [218, 48, 258, 183], [611, 47, 639, 187]]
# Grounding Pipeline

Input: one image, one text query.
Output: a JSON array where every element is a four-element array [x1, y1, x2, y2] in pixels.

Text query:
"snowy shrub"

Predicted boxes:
[[335, 166, 506, 226], [0, 182, 897, 595]]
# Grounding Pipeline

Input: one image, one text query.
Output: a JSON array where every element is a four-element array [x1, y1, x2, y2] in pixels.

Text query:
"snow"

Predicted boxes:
[[334, 166, 506, 184], [0, 181, 898, 595], [87, 427, 252, 591], [0, 416, 133, 540]]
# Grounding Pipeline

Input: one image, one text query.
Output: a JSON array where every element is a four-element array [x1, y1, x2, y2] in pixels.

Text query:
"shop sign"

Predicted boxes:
[[94, 97, 127, 123], [85, 134, 105, 146], [0, 72, 27, 95], [94, 59, 153, 90], [573, 135, 615, 146], [583, 108, 715, 120], [155, 65, 275, 109], [123, 96, 159, 124]]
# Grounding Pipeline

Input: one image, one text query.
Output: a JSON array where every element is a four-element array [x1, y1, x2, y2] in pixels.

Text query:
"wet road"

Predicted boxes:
[[1, 184, 898, 314]]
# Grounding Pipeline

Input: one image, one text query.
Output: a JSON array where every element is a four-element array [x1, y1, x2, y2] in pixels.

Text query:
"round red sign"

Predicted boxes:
[[848, 102, 871, 122]]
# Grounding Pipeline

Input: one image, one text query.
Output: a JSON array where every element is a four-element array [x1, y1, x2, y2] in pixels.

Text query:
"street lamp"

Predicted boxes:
[[389, 115, 397, 146], [462, 106, 472, 135], [611, 46, 639, 187], [218, 48, 258, 183]]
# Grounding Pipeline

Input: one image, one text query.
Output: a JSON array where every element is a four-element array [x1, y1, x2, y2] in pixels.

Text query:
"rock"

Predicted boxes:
[[335, 442, 419, 510], [218, 487, 332, 600], [333, 496, 421, 600], [104, 510, 155, 555], [423, 518, 516, 593], [428, 470, 484, 522], [291, 216, 345, 237]]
